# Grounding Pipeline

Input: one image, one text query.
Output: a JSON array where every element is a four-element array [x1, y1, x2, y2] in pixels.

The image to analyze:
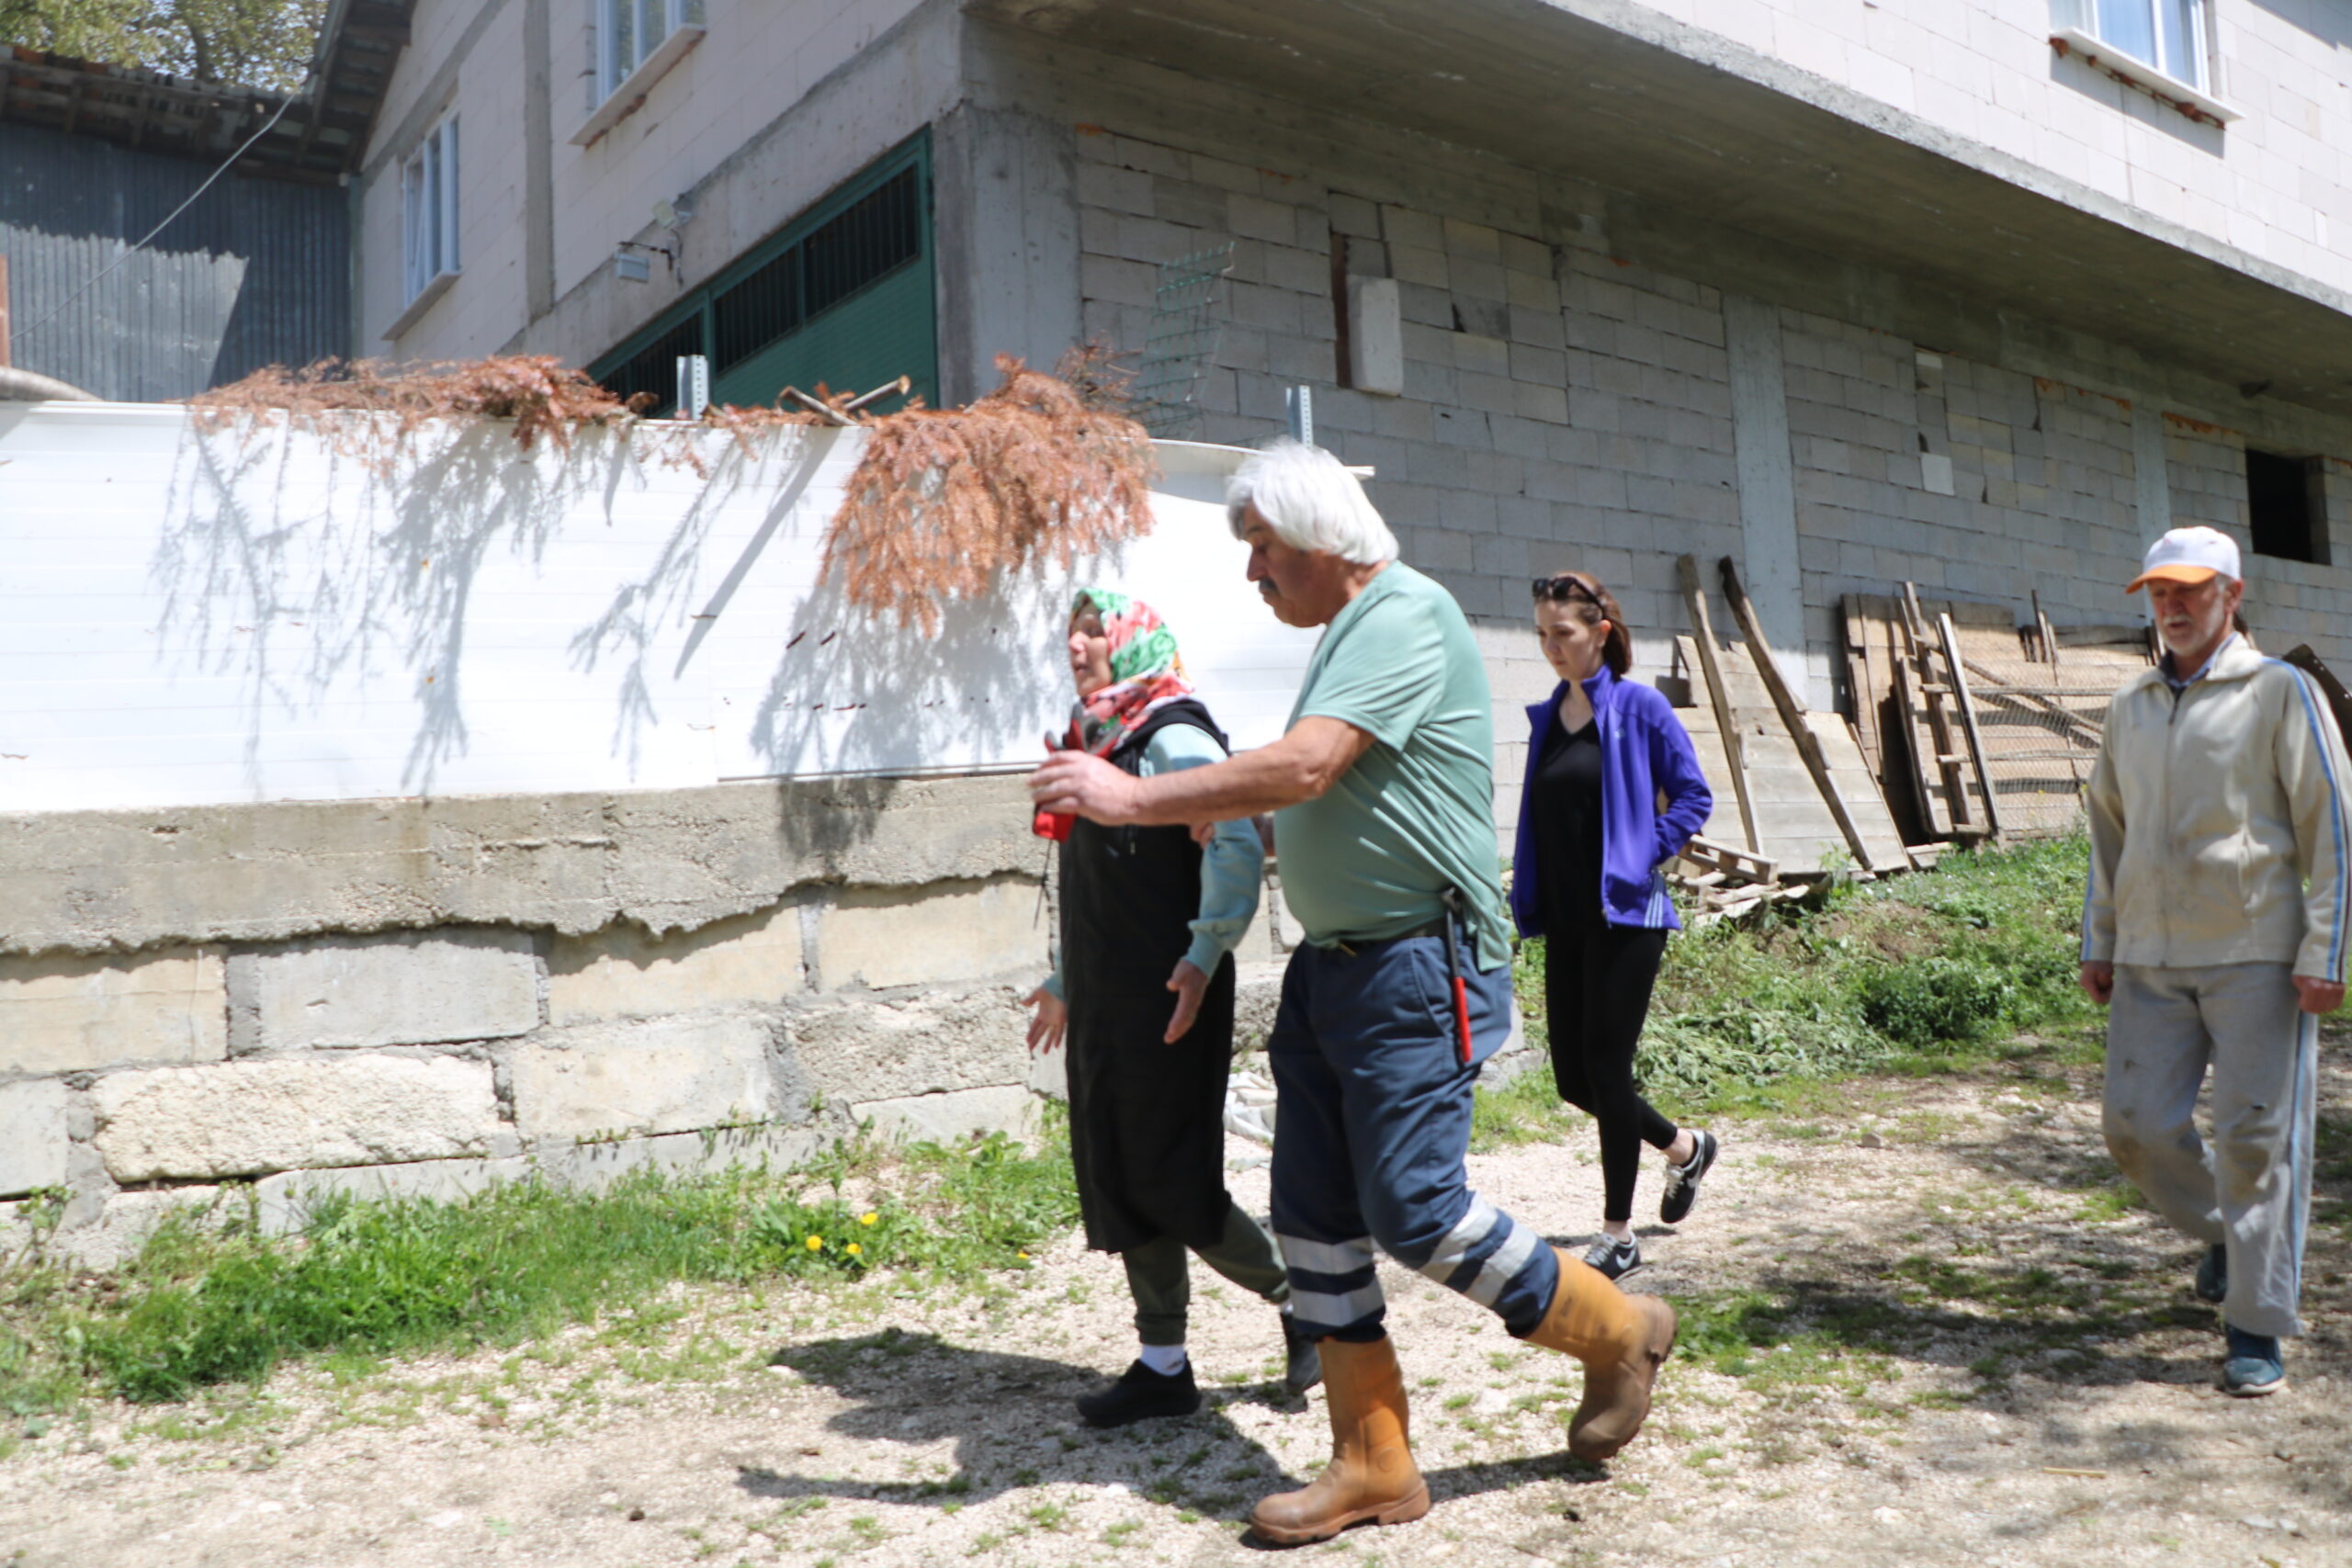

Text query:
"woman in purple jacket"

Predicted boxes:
[[1512, 571, 1721, 1281]]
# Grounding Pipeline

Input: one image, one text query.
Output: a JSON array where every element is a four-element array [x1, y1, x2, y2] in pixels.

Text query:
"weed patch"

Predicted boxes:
[[0, 1115, 1078, 1416], [1490, 837, 2100, 1122]]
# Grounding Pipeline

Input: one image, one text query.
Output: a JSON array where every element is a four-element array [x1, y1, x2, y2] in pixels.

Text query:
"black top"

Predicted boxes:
[[1057, 696, 1239, 1255], [1530, 712, 1606, 932]]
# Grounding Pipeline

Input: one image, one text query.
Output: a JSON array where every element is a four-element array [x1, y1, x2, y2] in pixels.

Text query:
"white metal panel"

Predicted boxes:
[[0, 404, 1316, 813]]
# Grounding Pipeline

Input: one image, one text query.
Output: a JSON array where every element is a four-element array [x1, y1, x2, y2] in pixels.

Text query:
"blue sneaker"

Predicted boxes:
[[2194, 1243, 2226, 1304], [2222, 1325, 2285, 1398]]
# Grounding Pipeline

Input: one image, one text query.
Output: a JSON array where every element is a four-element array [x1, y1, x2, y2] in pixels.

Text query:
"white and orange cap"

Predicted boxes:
[[2126, 525, 2241, 593]]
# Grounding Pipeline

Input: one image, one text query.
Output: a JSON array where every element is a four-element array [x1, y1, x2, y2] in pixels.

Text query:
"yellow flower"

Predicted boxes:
[[859, 1212, 878, 1226], [1017, 1250, 1031, 1260], [846, 1242, 863, 1257], [805, 1235, 824, 1252]]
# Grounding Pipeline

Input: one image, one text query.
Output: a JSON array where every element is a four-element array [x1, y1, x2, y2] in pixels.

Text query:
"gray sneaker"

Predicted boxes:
[[2194, 1243, 2227, 1304], [1580, 1234, 1643, 1282]]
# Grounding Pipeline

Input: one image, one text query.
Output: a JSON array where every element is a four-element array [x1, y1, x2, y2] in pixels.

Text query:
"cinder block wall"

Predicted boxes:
[[0, 776, 1300, 1267], [1044, 85, 2352, 848]]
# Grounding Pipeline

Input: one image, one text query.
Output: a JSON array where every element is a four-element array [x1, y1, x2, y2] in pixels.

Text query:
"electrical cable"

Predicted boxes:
[[11, 84, 305, 349]]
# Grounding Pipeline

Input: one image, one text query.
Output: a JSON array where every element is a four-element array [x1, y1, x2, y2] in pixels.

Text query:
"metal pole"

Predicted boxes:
[[0, 254, 12, 368], [1285, 384, 1313, 446]]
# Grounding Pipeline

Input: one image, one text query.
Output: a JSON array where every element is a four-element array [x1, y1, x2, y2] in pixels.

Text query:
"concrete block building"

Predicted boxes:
[[353, 0, 2352, 779], [12, 0, 2352, 1253]]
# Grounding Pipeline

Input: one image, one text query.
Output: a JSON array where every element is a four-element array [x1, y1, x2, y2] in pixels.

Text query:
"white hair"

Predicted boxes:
[[1224, 441, 1398, 566]]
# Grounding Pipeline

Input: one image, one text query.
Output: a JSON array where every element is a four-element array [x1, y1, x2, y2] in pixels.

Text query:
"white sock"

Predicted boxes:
[[1137, 1343, 1188, 1377]]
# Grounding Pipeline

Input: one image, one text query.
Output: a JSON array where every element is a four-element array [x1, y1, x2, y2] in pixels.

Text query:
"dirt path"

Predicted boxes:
[[5, 1049, 2347, 1568]]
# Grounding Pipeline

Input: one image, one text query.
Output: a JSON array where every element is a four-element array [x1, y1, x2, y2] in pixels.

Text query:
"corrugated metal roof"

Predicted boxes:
[[1, 122, 348, 400]]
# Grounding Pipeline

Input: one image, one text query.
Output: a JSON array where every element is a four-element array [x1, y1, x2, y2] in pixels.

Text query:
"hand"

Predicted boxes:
[[1027, 750, 1141, 825], [1023, 987, 1068, 1054], [1163, 960, 1209, 1043], [2294, 975, 2346, 1015], [2079, 961, 2115, 1006], [1189, 821, 1216, 847]]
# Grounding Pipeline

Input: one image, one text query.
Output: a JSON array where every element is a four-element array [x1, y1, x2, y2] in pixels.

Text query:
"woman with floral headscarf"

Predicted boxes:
[[1025, 589, 1318, 1426]]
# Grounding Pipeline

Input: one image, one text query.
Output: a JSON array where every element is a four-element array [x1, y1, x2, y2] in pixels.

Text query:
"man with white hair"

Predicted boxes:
[[1030, 441, 1673, 1544], [2081, 525, 2348, 1397]]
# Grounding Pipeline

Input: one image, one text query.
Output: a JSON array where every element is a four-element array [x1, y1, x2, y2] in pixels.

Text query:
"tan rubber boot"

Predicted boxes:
[[1521, 1247, 1678, 1461], [1248, 1336, 1430, 1545]]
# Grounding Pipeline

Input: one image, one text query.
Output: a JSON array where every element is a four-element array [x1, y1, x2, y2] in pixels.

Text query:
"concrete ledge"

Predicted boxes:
[[92, 1055, 505, 1180], [0, 945, 227, 1077], [240, 930, 539, 1050], [818, 880, 1046, 989], [51, 1187, 226, 1269], [548, 903, 802, 1023], [509, 1016, 778, 1143], [0, 1080, 70, 1197], [852, 1085, 1038, 1145], [0, 775, 1040, 957], [787, 986, 1033, 1104], [254, 1155, 533, 1235]]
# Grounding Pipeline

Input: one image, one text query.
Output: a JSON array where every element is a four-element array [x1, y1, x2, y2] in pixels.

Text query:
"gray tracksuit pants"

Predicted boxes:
[[2103, 963, 2319, 1338]]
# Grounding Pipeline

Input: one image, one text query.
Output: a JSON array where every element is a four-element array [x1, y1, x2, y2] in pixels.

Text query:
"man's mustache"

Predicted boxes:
[[1258, 579, 1279, 597]]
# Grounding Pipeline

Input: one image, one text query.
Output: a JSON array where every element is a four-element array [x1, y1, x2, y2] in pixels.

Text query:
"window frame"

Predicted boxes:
[[391, 113, 460, 333], [2050, 0, 2238, 126], [576, 0, 707, 144]]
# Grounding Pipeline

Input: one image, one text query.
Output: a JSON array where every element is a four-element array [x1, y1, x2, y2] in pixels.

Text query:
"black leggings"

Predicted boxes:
[[1544, 923, 1677, 1224]]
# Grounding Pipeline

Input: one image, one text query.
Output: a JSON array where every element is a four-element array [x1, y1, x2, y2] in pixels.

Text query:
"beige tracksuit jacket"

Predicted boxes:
[[2082, 636, 2351, 981]]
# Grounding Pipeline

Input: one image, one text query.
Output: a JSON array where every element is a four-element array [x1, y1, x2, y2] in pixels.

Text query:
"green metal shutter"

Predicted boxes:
[[591, 132, 935, 414]]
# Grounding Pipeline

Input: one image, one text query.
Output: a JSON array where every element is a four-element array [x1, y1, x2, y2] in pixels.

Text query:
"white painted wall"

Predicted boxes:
[[1636, 0, 2352, 299], [0, 405, 1317, 814], [358, 0, 945, 365]]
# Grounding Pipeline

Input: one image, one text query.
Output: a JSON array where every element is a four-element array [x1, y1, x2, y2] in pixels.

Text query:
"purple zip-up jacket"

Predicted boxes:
[[1510, 665, 1713, 935]]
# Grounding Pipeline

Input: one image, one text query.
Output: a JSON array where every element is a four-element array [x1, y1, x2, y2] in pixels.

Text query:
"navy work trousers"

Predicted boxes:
[[1268, 931, 1559, 1341]]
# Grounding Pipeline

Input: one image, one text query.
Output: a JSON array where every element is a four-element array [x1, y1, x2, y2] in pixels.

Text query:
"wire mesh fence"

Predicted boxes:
[[1132, 243, 1235, 439]]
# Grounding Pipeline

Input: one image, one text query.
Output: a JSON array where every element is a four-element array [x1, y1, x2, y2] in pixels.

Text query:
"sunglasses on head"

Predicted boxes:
[[1532, 574, 1601, 606]]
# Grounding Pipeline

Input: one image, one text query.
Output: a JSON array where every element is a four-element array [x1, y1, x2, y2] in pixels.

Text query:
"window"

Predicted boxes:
[[2246, 449, 2328, 566], [401, 116, 459, 303], [2054, 0, 2208, 90], [599, 0, 706, 101]]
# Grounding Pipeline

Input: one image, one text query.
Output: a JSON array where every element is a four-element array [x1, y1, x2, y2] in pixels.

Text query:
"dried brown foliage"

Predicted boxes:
[[187, 355, 648, 454], [822, 353, 1159, 632], [187, 351, 1159, 630]]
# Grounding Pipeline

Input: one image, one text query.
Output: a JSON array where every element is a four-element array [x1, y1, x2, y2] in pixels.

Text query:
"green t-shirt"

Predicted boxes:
[[1272, 563, 1512, 972]]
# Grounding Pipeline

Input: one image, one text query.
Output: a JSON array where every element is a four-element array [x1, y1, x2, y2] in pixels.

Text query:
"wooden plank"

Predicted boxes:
[[1719, 557, 1881, 873], [1805, 711, 1908, 873], [1677, 556, 1759, 852], [1938, 612, 2003, 838]]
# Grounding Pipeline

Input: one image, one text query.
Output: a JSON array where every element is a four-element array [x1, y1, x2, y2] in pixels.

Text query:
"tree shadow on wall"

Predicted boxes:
[[153, 415, 596, 795]]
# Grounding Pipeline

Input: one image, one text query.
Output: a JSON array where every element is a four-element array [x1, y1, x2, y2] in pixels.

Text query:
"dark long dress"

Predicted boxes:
[[1059, 698, 1241, 1255]]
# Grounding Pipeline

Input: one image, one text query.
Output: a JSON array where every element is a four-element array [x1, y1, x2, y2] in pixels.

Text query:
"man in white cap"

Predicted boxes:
[[2081, 524, 2349, 1396]]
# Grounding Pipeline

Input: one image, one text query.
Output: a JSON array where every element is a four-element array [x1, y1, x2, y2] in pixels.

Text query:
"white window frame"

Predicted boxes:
[[2051, 0, 2239, 125], [398, 114, 460, 313], [575, 0, 706, 143]]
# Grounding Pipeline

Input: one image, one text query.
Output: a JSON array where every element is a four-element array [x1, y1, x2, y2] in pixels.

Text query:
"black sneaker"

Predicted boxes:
[[1580, 1234, 1643, 1281], [2194, 1243, 2227, 1304], [1280, 1312, 1322, 1393], [1660, 1130, 1720, 1225], [1074, 1359, 1201, 1428]]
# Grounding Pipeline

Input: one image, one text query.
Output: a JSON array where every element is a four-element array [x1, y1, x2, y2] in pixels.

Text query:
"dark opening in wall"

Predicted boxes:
[[2245, 449, 2329, 565]]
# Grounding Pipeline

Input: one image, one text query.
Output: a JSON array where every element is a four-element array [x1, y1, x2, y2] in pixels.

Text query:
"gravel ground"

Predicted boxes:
[[4, 1045, 2346, 1568]]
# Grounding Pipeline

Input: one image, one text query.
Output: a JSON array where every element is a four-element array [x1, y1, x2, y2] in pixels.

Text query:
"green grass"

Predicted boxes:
[[0, 1113, 1077, 1417], [1479, 836, 2100, 1146]]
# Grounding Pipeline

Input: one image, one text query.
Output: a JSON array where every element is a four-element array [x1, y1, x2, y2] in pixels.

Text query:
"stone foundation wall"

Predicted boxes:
[[0, 774, 1306, 1267]]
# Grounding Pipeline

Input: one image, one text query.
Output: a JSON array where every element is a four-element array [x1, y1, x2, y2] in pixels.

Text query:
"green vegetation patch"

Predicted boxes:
[[1484, 836, 2100, 1145], [0, 1119, 1077, 1416]]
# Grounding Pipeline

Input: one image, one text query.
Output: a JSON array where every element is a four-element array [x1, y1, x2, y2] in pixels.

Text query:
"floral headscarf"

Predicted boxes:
[[1070, 588, 1194, 752]]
